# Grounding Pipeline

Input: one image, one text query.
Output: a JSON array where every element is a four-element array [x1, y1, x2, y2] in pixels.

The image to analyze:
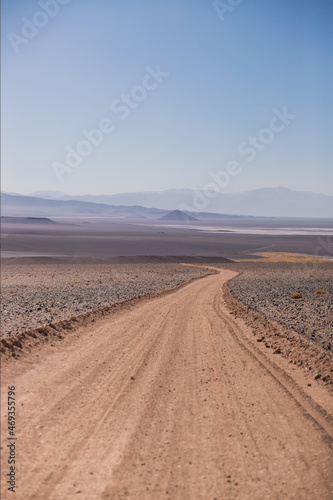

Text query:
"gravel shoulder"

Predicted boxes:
[[226, 262, 333, 349], [0, 260, 211, 338], [218, 262, 333, 391]]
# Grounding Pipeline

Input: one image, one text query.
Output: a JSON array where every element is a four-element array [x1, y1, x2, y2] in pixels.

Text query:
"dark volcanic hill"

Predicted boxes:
[[1, 216, 58, 224], [160, 210, 199, 222]]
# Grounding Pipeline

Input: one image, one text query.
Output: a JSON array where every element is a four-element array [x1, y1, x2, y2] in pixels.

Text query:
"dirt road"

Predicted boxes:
[[1, 269, 333, 499]]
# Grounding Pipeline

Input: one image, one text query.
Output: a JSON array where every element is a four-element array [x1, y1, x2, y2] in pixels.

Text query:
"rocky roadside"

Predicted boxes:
[[226, 263, 333, 350], [1, 262, 212, 338], [220, 262, 333, 392]]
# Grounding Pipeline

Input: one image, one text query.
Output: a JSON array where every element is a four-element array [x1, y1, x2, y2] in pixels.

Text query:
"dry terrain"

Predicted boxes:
[[0, 260, 211, 337], [225, 262, 333, 350], [1, 267, 333, 499], [2, 216, 332, 260]]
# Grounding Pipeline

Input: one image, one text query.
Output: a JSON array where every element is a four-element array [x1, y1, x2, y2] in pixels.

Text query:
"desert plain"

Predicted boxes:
[[1, 215, 333, 499]]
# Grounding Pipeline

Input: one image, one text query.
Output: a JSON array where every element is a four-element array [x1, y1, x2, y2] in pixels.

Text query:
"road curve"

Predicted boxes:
[[1, 269, 333, 499]]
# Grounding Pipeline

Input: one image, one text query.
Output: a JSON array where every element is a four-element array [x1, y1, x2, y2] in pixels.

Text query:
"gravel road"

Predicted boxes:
[[1, 268, 332, 499]]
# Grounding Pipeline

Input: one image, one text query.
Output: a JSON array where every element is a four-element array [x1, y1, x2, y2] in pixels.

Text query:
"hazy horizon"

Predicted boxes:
[[3, 185, 333, 199], [2, 0, 332, 198], [3, 185, 333, 218]]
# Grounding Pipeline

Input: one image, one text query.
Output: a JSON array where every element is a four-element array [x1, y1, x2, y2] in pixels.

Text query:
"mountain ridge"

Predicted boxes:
[[1, 193, 240, 219], [24, 187, 333, 218]]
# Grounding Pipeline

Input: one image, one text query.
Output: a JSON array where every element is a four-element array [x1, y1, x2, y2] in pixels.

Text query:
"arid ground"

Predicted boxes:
[[2, 216, 333, 259], [1, 218, 333, 499]]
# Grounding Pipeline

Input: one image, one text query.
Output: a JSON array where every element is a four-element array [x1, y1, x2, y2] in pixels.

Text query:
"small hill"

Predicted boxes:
[[1, 216, 57, 224], [159, 210, 199, 222]]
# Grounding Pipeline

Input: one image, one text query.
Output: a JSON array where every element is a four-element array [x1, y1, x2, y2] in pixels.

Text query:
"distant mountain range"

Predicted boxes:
[[27, 187, 333, 218], [1, 193, 166, 219], [0, 193, 239, 220]]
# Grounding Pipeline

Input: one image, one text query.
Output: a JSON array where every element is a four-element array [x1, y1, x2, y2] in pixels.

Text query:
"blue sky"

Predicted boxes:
[[1, 0, 332, 196]]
